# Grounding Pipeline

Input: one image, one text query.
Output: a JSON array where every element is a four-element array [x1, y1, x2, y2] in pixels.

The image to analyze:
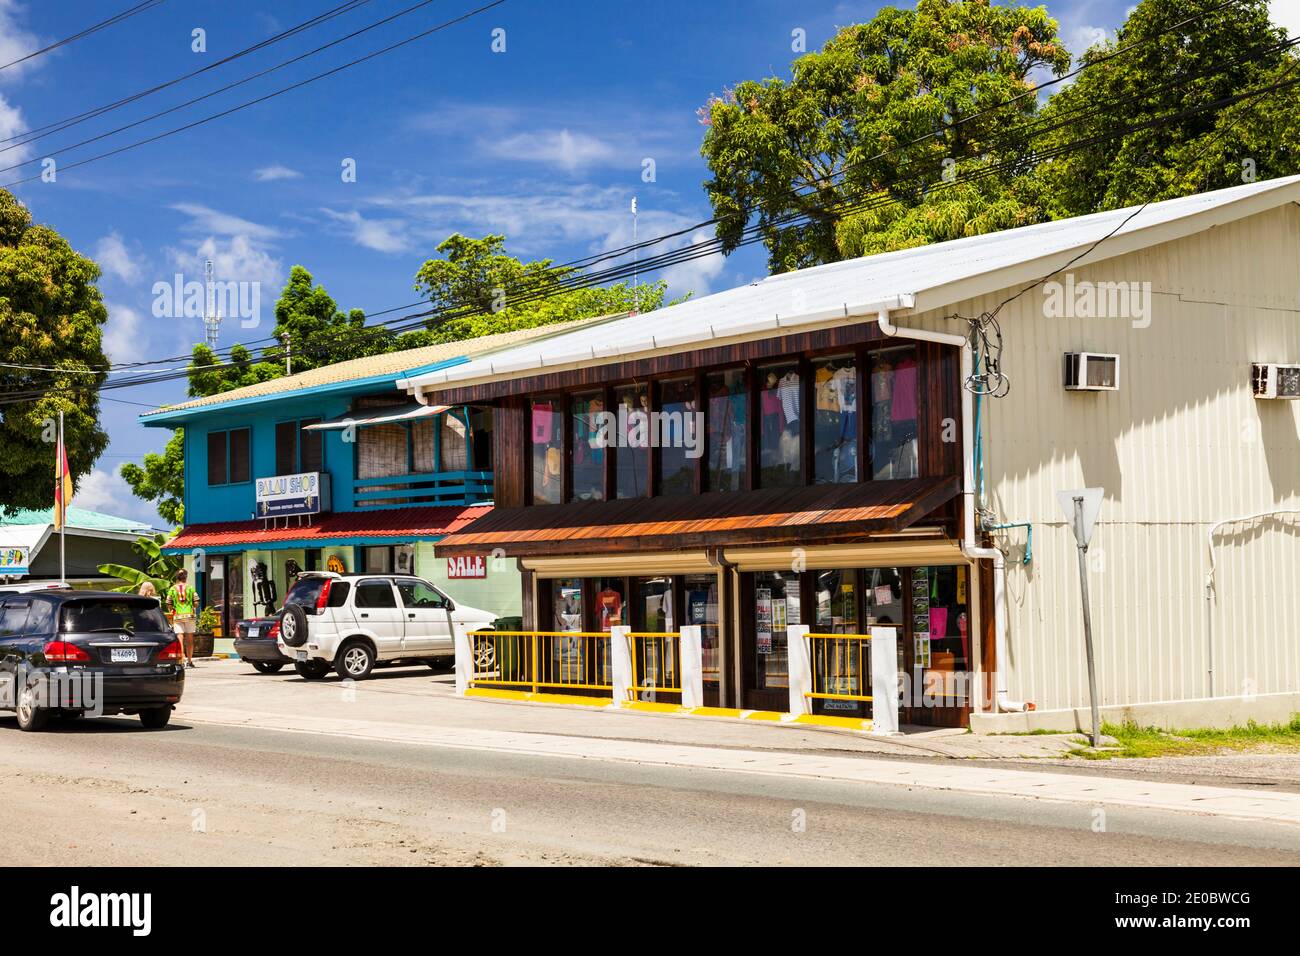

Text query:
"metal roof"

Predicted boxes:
[[402, 176, 1300, 394], [141, 312, 627, 420]]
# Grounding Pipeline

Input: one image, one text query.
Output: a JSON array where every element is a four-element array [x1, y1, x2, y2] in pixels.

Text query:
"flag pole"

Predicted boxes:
[[59, 410, 66, 583]]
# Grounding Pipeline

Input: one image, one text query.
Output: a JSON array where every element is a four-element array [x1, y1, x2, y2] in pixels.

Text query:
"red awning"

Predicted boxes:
[[164, 505, 492, 553]]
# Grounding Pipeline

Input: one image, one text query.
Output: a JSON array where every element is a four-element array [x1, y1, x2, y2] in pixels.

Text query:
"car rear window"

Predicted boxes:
[[284, 578, 327, 608], [60, 599, 169, 633], [0, 599, 30, 636]]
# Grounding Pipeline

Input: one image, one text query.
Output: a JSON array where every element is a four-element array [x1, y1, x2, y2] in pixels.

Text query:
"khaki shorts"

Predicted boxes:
[[173, 618, 196, 634]]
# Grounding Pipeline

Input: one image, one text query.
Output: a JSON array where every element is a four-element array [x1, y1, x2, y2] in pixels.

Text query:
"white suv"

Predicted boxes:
[[274, 572, 496, 680]]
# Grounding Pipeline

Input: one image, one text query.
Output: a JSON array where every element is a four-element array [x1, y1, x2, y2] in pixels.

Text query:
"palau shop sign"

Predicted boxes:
[[256, 472, 330, 518]]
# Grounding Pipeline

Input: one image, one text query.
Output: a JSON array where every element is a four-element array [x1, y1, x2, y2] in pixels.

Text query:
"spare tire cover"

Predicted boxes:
[[279, 604, 310, 647]]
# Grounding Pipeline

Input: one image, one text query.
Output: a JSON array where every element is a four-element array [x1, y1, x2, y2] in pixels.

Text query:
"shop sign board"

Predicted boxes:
[[256, 472, 330, 518], [447, 555, 487, 579], [0, 546, 30, 576]]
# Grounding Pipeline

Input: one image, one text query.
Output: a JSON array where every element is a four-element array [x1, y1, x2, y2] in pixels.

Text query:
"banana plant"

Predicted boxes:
[[98, 532, 183, 594]]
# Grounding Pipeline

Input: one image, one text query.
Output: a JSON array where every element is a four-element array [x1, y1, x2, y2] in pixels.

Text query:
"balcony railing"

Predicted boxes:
[[353, 470, 494, 508]]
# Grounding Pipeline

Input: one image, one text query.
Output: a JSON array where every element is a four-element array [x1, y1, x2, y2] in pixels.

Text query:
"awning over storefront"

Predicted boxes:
[[162, 504, 491, 555], [435, 477, 959, 557], [302, 402, 452, 431]]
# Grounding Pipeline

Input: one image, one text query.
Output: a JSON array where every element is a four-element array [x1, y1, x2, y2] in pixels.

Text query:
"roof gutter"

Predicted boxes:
[[875, 308, 1030, 714], [403, 295, 919, 397]]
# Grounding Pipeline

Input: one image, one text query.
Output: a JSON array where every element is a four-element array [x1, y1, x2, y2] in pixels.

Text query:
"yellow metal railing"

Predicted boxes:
[[806, 633, 873, 703], [627, 631, 681, 699], [468, 630, 613, 694]]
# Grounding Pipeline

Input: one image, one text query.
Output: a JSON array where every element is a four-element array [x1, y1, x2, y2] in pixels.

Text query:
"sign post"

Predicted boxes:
[[1057, 488, 1103, 748]]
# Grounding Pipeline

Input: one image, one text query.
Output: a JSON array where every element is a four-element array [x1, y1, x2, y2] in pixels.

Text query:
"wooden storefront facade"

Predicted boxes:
[[431, 321, 988, 727]]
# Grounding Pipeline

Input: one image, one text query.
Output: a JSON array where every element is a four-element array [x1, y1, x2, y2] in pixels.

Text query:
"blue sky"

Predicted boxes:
[[2, 0, 1275, 525]]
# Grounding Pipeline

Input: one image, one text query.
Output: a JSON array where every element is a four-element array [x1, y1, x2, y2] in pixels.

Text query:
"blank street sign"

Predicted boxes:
[[1056, 488, 1104, 547]]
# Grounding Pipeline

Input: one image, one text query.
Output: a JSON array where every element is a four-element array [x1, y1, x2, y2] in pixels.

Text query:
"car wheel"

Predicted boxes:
[[294, 659, 330, 680], [473, 637, 496, 671], [279, 604, 310, 647], [251, 661, 284, 674], [139, 706, 172, 729], [336, 641, 374, 680], [15, 683, 49, 732]]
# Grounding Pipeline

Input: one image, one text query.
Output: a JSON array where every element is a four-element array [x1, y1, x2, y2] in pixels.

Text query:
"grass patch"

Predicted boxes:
[[1067, 714, 1300, 759]]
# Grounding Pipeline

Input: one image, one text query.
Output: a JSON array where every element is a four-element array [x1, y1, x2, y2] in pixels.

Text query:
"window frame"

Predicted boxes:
[[206, 426, 252, 487]]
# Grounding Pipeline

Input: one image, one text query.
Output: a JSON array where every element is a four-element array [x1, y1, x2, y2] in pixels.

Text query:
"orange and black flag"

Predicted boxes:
[[54, 436, 72, 530]]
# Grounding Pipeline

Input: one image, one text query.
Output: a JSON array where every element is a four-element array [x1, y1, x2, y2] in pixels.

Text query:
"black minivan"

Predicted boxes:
[[0, 590, 185, 731]]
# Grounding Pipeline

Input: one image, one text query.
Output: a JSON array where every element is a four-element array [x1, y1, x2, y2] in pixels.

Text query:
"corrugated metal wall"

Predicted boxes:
[[904, 204, 1300, 710]]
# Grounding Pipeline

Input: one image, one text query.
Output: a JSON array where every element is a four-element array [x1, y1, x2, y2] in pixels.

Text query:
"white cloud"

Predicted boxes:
[[319, 207, 410, 253], [253, 164, 302, 182], [0, 0, 40, 84], [75, 467, 153, 525], [103, 301, 148, 363], [95, 232, 142, 283], [1270, 0, 1300, 38], [485, 129, 620, 172], [170, 202, 283, 242], [368, 185, 727, 297], [0, 93, 27, 164]]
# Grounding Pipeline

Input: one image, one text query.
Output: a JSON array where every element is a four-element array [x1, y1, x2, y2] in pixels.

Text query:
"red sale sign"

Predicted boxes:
[[446, 555, 487, 579]]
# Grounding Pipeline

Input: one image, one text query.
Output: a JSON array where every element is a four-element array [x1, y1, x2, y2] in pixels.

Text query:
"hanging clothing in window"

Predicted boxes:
[[778, 372, 801, 423]]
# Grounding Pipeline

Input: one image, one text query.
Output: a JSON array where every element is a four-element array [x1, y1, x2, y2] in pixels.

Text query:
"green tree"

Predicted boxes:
[[120, 427, 186, 525], [408, 233, 672, 346], [0, 189, 111, 514], [98, 531, 182, 593], [1035, 0, 1300, 215], [699, 0, 1069, 271]]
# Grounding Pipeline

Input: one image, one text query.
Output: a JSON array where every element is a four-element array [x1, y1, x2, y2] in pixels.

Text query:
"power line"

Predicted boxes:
[[13, 6, 1280, 382], [0, 1, 165, 72], [0, 0, 376, 153], [0, 0, 508, 188]]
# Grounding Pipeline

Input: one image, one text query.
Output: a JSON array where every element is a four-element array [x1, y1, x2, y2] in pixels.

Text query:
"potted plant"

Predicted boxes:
[[194, 606, 219, 659]]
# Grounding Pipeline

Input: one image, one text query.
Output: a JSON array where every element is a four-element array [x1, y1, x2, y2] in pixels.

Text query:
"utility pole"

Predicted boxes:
[[281, 330, 291, 375], [1058, 487, 1104, 749], [630, 195, 638, 298], [58, 410, 66, 583]]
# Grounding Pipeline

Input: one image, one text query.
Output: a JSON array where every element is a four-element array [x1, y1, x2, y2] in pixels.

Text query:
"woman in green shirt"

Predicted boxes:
[[165, 569, 198, 669]]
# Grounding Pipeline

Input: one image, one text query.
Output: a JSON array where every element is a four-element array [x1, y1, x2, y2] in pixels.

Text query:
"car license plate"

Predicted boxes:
[[247, 625, 260, 639], [296, 651, 308, 661], [110, 648, 138, 663]]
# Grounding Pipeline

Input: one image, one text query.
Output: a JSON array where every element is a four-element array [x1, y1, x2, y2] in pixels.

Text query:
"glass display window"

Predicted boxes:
[[705, 369, 747, 492], [870, 346, 919, 480], [531, 398, 563, 505], [758, 363, 801, 487], [615, 384, 650, 499], [813, 355, 859, 484], [753, 569, 798, 689], [570, 392, 606, 502], [656, 378, 697, 495], [682, 574, 721, 689]]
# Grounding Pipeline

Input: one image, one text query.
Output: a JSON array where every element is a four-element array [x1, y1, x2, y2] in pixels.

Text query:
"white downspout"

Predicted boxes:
[[876, 309, 1030, 713]]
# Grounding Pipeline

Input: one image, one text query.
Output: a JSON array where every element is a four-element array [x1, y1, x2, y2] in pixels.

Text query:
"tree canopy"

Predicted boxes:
[[1035, 0, 1300, 216], [0, 189, 111, 514], [699, 0, 1069, 270]]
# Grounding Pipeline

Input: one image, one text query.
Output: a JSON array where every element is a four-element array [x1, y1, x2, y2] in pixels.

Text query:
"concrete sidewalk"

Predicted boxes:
[[182, 658, 1083, 759], [174, 661, 1300, 827]]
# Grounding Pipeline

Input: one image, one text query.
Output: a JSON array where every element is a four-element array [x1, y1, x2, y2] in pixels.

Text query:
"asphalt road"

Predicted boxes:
[[2, 710, 1298, 866]]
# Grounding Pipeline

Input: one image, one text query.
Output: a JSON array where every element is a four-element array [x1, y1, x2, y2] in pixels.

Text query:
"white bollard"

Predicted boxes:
[[786, 624, 812, 715], [870, 625, 900, 735], [679, 625, 704, 709], [453, 622, 473, 696], [610, 625, 633, 704]]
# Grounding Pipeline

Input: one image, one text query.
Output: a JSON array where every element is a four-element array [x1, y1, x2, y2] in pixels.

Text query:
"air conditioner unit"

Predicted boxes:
[[1251, 363, 1300, 399], [1063, 352, 1120, 391]]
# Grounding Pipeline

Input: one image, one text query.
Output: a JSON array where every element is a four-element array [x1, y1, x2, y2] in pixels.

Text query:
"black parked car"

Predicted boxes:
[[233, 616, 292, 673], [0, 590, 185, 731]]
